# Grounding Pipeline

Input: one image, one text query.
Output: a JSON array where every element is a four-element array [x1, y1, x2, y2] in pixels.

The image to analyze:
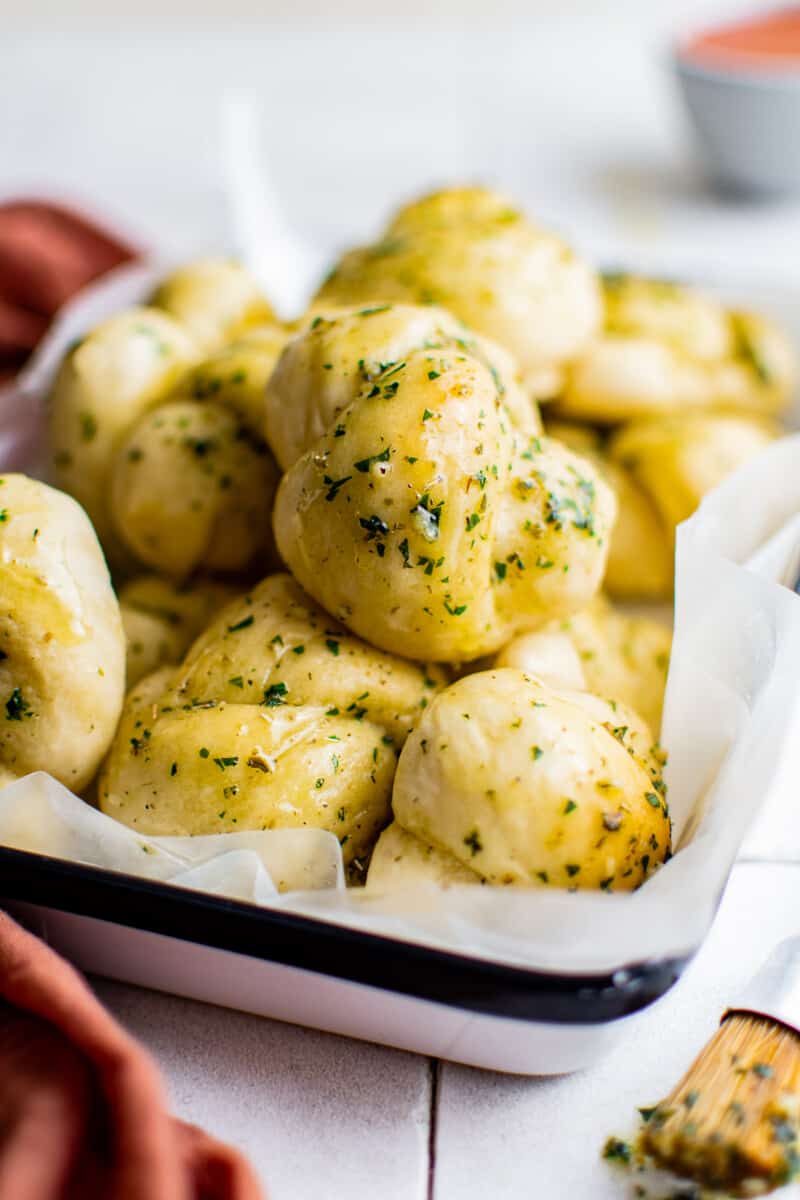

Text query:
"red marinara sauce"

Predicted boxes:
[[681, 8, 800, 71]]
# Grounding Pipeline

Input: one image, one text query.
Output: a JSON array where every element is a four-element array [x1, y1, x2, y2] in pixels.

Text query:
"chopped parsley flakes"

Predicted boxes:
[[5, 688, 32, 721]]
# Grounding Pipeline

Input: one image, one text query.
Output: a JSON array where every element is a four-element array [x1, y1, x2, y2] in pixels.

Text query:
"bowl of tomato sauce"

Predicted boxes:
[[675, 8, 800, 197]]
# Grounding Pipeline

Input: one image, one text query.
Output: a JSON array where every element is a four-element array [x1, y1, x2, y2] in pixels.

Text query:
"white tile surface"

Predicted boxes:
[[433, 861, 800, 1199], [93, 863, 800, 1199], [94, 978, 432, 1200]]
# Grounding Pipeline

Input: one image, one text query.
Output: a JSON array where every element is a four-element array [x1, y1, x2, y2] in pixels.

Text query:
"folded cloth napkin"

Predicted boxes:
[[0, 912, 263, 1199], [0, 199, 137, 384]]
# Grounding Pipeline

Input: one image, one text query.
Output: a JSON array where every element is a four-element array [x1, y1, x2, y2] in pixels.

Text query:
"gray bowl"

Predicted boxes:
[[675, 55, 800, 197]]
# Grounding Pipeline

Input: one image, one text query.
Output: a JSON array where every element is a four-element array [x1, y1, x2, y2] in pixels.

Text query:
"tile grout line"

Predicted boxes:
[[426, 1058, 441, 1200]]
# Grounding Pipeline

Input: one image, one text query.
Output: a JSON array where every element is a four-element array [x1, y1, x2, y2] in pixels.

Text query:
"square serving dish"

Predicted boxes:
[[3, 265, 800, 1075]]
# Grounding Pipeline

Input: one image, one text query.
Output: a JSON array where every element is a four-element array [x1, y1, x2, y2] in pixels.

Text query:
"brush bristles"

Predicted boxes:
[[641, 1014, 800, 1194]]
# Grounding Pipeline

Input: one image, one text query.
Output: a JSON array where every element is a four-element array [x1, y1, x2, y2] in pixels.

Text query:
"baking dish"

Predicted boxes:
[[2, 266, 800, 1075]]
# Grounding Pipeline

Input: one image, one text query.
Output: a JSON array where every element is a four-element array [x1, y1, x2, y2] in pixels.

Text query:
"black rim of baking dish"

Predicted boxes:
[[0, 844, 691, 1024]]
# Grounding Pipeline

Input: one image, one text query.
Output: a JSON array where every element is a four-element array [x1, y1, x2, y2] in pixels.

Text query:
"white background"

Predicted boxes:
[[1, 0, 798, 299], [0, 0, 769, 32]]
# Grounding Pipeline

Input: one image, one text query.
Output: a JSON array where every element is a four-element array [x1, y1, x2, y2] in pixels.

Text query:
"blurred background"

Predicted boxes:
[[1, 0, 798, 304]]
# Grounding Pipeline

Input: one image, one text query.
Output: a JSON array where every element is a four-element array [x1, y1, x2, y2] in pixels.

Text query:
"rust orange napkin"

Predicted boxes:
[[0, 199, 137, 385], [0, 911, 264, 1200]]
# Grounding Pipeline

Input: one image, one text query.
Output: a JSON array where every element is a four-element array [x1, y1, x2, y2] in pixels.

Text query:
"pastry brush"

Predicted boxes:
[[640, 937, 800, 1194]]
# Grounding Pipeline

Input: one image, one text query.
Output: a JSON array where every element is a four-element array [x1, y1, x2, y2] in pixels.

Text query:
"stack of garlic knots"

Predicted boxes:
[[31, 185, 793, 896]]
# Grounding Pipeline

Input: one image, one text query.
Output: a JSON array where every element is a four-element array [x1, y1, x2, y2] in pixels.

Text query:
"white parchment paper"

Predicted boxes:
[[0, 772, 343, 900], [3, 265, 800, 976]]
